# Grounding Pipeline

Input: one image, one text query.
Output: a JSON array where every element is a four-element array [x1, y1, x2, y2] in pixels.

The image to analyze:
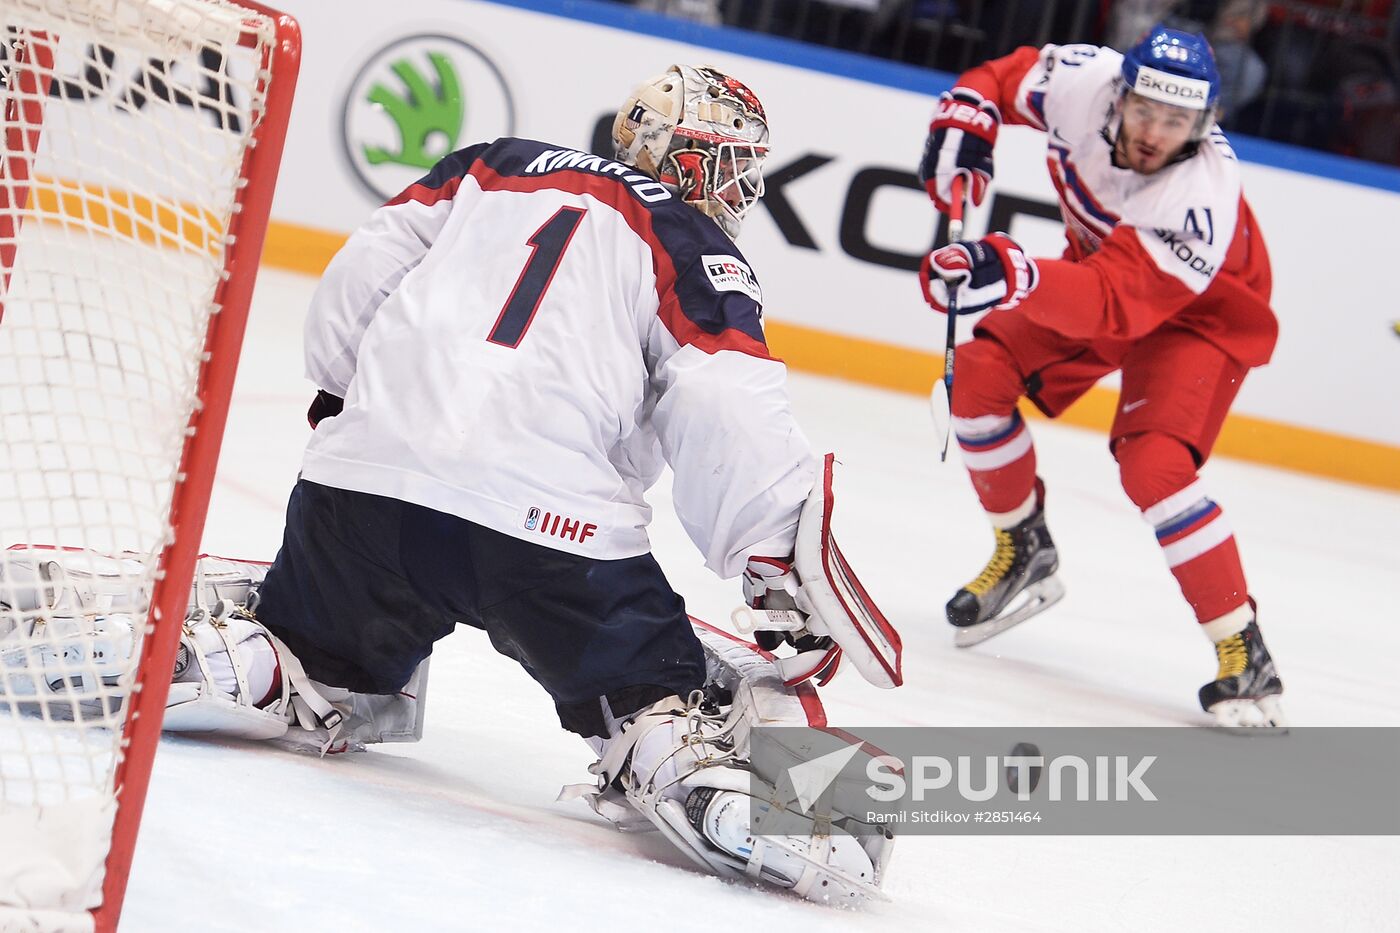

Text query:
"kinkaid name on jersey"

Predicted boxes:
[[525, 147, 672, 202]]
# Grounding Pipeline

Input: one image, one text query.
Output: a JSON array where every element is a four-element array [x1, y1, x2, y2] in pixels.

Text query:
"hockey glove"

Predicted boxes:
[[919, 234, 1039, 315], [738, 556, 843, 687], [918, 88, 999, 214], [307, 389, 344, 428]]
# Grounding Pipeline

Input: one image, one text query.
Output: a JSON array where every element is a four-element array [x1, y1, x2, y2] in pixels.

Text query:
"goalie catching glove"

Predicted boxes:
[[732, 453, 903, 689]]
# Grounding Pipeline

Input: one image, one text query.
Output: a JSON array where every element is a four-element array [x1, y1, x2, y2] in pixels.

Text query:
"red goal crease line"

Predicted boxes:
[[21, 174, 227, 256]]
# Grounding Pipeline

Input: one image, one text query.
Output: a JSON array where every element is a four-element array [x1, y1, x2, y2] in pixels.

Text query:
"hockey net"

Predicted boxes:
[[0, 2, 298, 931]]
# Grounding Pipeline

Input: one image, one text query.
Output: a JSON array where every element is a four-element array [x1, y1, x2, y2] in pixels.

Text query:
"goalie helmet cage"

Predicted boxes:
[[0, 2, 299, 931]]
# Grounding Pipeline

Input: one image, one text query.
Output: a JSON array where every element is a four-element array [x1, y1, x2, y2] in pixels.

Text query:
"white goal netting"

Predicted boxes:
[[0, 2, 286, 928]]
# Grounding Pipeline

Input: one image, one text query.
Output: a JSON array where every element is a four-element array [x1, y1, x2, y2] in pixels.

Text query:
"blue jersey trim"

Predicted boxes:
[[477, 0, 1400, 194], [1049, 143, 1119, 227]]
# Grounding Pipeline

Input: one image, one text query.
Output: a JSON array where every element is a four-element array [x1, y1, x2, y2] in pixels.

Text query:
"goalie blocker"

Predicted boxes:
[[734, 453, 903, 690]]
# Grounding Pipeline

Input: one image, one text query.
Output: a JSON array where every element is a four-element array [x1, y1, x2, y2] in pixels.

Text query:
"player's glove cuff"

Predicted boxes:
[[920, 87, 1000, 212]]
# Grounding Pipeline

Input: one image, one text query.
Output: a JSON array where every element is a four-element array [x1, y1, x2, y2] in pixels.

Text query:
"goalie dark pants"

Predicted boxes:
[[254, 479, 706, 738]]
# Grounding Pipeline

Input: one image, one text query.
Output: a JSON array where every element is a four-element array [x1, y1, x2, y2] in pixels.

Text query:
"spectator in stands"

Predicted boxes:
[[1105, 0, 1183, 50], [627, 0, 722, 26], [1211, 0, 1270, 122], [1332, 48, 1400, 163]]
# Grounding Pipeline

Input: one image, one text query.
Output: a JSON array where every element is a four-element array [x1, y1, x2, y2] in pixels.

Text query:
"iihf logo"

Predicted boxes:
[[524, 506, 598, 543]]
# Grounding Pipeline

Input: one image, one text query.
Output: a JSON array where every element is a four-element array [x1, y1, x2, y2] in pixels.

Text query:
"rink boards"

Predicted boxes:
[[72, 0, 1395, 487]]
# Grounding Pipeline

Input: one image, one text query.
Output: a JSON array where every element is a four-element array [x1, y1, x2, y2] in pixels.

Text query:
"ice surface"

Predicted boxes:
[[114, 268, 1400, 932]]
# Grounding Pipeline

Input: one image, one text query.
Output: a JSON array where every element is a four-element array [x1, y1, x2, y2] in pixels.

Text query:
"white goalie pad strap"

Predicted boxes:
[[569, 622, 824, 818], [178, 605, 266, 708], [793, 454, 903, 688], [267, 632, 344, 734], [271, 643, 430, 755], [162, 605, 292, 740], [0, 546, 146, 616]]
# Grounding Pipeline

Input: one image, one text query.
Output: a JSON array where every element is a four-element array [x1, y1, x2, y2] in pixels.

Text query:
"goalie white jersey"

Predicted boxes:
[[301, 137, 816, 575]]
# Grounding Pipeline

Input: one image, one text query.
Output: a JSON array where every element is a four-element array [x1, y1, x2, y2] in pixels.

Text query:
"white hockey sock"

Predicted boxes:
[[989, 487, 1038, 529], [1199, 602, 1253, 643]]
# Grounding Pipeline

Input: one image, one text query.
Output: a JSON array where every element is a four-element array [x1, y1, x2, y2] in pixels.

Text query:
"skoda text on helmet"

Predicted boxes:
[[612, 65, 769, 239], [1109, 26, 1221, 163]]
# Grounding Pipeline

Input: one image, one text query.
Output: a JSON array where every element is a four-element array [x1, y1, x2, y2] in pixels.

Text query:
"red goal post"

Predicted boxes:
[[0, 3, 300, 931]]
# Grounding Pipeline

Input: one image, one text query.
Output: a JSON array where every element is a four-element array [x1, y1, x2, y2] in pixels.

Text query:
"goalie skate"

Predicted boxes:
[[684, 785, 885, 902]]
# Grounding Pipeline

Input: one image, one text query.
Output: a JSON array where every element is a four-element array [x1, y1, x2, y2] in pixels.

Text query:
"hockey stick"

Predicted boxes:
[[929, 174, 966, 461]]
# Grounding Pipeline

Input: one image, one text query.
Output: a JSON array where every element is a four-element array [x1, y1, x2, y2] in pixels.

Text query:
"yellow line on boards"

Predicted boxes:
[[262, 220, 349, 276], [258, 220, 1400, 494]]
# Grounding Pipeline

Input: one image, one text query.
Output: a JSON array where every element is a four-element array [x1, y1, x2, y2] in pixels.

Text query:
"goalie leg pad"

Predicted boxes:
[[0, 546, 270, 618], [564, 620, 893, 903], [0, 612, 135, 705], [2, 549, 429, 750], [162, 601, 292, 741], [162, 609, 430, 752]]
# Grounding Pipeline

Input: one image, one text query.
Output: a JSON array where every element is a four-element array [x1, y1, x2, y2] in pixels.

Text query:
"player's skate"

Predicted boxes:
[[1200, 615, 1285, 729], [565, 624, 893, 904], [946, 493, 1063, 647]]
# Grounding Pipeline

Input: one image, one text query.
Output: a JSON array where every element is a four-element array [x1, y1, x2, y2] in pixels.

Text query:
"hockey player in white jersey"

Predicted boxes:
[[916, 27, 1284, 726], [0, 65, 901, 901]]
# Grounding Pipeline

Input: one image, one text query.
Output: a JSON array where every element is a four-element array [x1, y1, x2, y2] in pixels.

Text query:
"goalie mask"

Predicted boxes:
[[613, 64, 769, 239]]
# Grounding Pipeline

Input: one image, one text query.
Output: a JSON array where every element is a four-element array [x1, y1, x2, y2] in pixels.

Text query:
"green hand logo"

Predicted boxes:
[[362, 52, 463, 169]]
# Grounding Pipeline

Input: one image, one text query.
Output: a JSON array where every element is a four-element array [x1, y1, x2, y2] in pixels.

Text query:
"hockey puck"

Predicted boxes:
[[1005, 741, 1043, 794]]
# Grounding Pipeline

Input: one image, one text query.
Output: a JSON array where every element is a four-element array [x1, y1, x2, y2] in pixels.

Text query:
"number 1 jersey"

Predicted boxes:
[[299, 137, 816, 577]]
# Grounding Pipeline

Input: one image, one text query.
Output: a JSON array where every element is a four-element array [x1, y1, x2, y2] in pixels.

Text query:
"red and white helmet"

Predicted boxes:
[[613, 64, 769, 239]]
